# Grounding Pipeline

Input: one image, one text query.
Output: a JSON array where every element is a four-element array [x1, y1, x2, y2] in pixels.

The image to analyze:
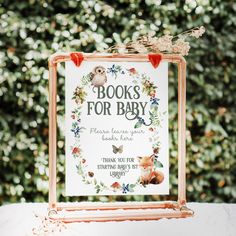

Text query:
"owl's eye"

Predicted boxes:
[[98, 69, 101, 73]]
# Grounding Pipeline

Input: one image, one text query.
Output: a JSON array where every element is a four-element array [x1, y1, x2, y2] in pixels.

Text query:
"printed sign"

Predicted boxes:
[[65, 60, 169, 196]]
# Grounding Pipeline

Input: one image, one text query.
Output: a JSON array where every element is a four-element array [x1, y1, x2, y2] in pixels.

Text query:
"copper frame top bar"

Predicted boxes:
[[48, 52, 186, 210], [49, 53, 186, 66]]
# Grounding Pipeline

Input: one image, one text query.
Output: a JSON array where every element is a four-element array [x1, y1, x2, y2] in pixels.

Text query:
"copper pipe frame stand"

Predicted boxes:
[[48, 52, 193, 222]]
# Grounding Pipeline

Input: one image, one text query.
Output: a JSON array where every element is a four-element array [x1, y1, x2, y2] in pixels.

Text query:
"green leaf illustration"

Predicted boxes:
[[129, 184, 136, 189], [129, 184, 135, 192], [134, 120, 142, 128], [151, 103, 158, 110], [154, 160, 163, 168], [77, 165, 83, 175]]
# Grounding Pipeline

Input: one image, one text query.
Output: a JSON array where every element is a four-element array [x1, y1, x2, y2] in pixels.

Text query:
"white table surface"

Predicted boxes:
[[0, 203, 235, 236]]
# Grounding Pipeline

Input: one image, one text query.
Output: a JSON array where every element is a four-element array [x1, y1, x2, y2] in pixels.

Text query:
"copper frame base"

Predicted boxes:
[[49, 201, 193, 222], [48, 53, 193, 222]]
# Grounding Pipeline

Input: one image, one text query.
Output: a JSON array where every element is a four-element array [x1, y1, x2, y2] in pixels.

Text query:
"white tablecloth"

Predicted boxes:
[[0, 203, 235, 236]]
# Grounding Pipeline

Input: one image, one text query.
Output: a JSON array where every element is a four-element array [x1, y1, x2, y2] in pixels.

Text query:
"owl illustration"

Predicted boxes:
[[91, 66, 107, 87]]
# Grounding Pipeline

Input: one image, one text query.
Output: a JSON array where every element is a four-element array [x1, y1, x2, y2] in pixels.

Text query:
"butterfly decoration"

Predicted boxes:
[[122, 183, 130, 194], [112, 145, 123, 154], [134, 116, 152, 128]]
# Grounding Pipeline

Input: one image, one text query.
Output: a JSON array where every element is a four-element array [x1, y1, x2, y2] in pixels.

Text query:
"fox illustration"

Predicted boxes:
[[137, 154, 164, 185]]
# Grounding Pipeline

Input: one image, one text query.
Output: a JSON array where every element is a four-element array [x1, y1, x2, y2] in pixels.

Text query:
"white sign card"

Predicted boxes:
[[65, 60, 169, 196]]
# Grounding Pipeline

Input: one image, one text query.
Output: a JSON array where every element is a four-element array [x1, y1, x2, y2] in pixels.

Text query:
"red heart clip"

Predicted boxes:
[[70, 52, 84, 67], [148, 54, 162, 68]]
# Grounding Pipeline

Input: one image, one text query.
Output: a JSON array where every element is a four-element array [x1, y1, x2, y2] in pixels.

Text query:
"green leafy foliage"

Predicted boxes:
[[0, 0, 236, 204], [154, 159, 163, 168], [134, 120, 142, 129]]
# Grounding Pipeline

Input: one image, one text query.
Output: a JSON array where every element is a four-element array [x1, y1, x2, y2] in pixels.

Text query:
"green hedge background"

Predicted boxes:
[[0, 0, 236, 205]]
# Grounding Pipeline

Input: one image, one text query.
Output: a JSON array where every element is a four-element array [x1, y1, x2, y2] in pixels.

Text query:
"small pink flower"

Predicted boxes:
[[128, 68, 137, 74], [149, 90, 156, 97], [111, 182, 121, 189], [72, 147, 80, 154]]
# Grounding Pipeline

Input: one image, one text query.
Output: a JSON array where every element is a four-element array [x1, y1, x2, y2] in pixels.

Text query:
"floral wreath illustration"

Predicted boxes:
[[70, 64, 166, 194]]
